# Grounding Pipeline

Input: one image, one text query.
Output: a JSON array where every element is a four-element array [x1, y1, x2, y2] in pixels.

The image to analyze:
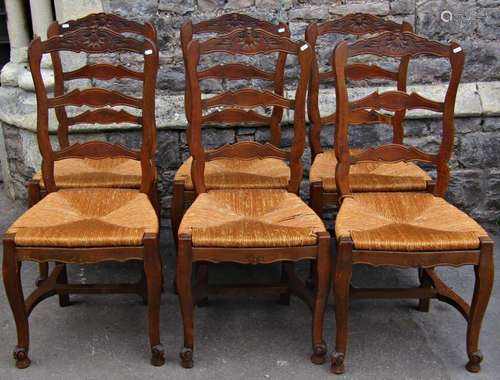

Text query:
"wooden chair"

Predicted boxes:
[[2, 26, 164, 368], [305, 13, 433, 219], [28, 13, 159, 286], [176, 28, 331, 368], [331, 31, 494, 374], [171, 13, 290, 244]]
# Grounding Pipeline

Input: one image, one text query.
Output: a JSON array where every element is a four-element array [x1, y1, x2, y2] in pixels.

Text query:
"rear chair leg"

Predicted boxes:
[[307, 182, 324, 289], [311, 232, 331, 365], [466, 238, 494, 373], [417, 268, 433, 312], [177, 234, 194, 368], [278, 262, 291, 305], [144, 234, 165, 367], [3, 238, 31, 369], [331, 238, 353, 375], [57, 263, 71, 307], [171, 181, 185, 293]]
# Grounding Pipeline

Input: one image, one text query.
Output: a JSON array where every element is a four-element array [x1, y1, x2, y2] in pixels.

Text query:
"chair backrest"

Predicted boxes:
[[184, 28, 313, 194], [46, 13, 157, 150], [181, 13, 290, 146], [333, 31, 464, 199], [28, 26, 159, 195], [305, 13, 413, 157]]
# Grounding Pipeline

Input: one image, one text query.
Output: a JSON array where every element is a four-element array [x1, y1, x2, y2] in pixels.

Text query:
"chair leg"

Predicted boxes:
[[278, 262, 291, 305], [331, 238, 353, 375], [177, 234, 194, 368], [195, 263, 209, 307], [57, 263, 71, 307], [307, 182, 324, 289], [466, 238, 494, 373], [417, 268, 433, 312], [171, 181, 185, 293], [149, 185, 165, 293], [311, 232, 331, 365], [144, 234, 165, 367], [3, 238, 31, 369], [28, 181, 49, 288]]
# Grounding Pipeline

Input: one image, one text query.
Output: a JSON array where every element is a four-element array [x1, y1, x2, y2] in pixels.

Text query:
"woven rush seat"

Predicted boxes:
[[336, 192, 487, 251], [310, 149, 431, 192], [179, 189, 326, 248], [33, 158, 142, 189], [8, 188, 158, 247], [174, 156, 290, 190]]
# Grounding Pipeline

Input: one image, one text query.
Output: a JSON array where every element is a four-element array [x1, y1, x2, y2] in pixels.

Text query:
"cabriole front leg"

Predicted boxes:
[[466, 237, 494, 373], [3, 237, 31, 369]]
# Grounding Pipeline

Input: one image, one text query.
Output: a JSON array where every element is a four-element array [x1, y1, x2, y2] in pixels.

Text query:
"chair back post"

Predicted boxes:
[[180, 14, 290, 146], [184, 28, 312, 195], [305, 13, 413, 158], [28, 26, 159, 195], [333, 32, 465, 201]]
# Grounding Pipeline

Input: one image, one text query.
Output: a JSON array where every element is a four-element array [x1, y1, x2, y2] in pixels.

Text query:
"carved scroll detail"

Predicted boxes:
[[318, 13, 405, 36], [58, 12, 145, 34], [193, 13, 287, 35], [349, 31, 450, 58], [43, 28, 144, 53], [200, 28, 300, 55]]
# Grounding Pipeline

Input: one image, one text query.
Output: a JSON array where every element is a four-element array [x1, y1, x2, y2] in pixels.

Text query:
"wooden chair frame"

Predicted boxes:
[[305, 13, 421, 218], [176, 28, 332, 368], [29, 13, 160, 286], [330, 31, 494, 374], [171, 13, 290, 247], [3, 26, 164, 368]]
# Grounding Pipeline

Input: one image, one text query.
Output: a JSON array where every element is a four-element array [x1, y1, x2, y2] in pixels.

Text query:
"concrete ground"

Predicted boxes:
[[0, 190, 498, 380]]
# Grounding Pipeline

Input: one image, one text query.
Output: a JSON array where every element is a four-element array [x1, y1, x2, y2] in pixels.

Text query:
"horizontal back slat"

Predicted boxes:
[[66, 109, 142, 126], [349, 31, 451, 58], [198, 63, 274, 81], [42, 28, 147, 54], [202, 109, 271, 125], [321, 109, 393, 126], [48, 88, 142, 109], [205, 141, 288, 161], [350, 91, 444, 113], [351, 144, 437, 164], [202, 89, 293, 109], [317, 13, 407, 36], [192, 13, 289, 36], [53, 141, 140, 161], [63, 64, 144, 81], [199, 28, 302, 55]]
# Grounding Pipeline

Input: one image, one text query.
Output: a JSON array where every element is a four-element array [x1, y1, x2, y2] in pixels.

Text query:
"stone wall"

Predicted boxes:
[[0, 0, 499, 231]]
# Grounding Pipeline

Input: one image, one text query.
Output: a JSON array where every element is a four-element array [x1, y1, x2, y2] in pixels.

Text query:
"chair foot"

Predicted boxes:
[[466, 351, 483, 373], [151, 344, 165, 367], [278, 292, 290, 305], [310, 342, 327, 365], [180, 347, 193, 368], [331, 352, 345, 375], [59, 295, 71, 307], [13, 346, 31, 369]]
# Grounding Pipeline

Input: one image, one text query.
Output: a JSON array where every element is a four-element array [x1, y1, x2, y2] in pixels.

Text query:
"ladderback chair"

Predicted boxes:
[[305, 13, 432, 218], [172, 13, 290, 244], [331, 31, 494, 374], [2, 26, 164, 368], [176, 28, 331, 368], [30, 13, 159, 286]]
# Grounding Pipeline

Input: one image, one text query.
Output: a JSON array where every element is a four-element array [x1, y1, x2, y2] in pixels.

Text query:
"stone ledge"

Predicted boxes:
[[0, 81, 499, 134]]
